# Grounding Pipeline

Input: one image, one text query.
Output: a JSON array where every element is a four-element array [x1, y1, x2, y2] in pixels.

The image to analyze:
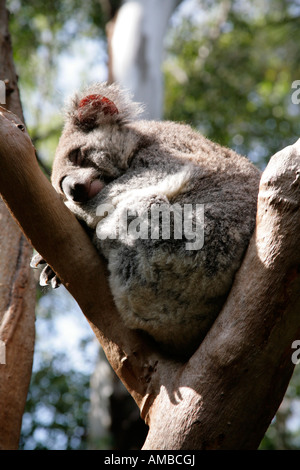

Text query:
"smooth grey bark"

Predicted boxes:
[[109, 0, 183, 119]]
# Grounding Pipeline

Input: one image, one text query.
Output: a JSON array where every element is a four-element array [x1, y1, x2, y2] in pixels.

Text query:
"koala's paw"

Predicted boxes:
[[30, 253, 61, 289]]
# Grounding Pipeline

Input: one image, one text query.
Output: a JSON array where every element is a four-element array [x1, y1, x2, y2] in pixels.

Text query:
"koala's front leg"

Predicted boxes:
[[30, 253, 61, 289]]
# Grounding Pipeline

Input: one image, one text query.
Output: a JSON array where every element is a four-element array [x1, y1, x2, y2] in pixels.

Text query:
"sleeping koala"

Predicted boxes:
[[33, 82, 261, 357]]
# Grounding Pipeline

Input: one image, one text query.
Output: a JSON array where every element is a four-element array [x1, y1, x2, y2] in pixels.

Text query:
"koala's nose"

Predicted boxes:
[[62, 177, 90, 202], [61, 176, 104, 203]]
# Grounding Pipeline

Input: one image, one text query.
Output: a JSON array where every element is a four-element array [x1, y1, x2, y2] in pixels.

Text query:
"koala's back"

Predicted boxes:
[[95, 120, 261, 357]]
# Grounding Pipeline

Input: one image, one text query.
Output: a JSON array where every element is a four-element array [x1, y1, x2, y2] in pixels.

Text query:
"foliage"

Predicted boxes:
[[260, 367, 300, 450], [8, 0, 105, 98], [7, 0, 108, 170], [19, 287, 98, 450], [19, 355, 90, 450], [164, 0, 300, 168]]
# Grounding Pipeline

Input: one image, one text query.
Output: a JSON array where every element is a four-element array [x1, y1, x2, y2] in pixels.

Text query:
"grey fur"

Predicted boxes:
[[51, 82, 261, 357]]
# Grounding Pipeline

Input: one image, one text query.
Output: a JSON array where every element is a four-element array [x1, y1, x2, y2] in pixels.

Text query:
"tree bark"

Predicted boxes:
[[0, 0, 36, 450], [108, 0, 183, 119], [0, 106, 299, 449]]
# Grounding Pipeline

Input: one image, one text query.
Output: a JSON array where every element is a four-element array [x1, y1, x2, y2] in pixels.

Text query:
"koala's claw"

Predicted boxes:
[[40, 265, 61, 288], [30, 253, 61, 289], [30, 253, 47, 268]]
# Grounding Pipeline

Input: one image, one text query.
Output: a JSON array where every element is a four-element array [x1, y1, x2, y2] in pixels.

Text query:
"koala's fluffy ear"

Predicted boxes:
[[66, 82, 144, 130]]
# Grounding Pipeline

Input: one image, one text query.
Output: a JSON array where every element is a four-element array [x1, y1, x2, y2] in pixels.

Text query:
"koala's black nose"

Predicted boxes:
[[61, 175, 104, 202], [71, 182, 90, 202], [61, 176, 90, 203]]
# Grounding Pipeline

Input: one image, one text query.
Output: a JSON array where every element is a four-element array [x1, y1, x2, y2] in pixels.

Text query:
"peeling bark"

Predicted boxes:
[[0, 0, 36, 450]]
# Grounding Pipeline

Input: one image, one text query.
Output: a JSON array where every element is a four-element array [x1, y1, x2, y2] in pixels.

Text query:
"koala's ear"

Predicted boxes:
[[66, 82, 144, 131], [76, 94, 119, 129]]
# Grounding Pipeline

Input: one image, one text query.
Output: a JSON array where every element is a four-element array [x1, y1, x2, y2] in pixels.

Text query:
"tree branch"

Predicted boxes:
[[0, 107, 299, 449], [0, 0, 36, 449]]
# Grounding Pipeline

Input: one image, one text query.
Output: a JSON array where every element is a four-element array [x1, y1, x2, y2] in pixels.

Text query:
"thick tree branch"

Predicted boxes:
[[0, 107, 299, 449], [0, 0, 36, 450]]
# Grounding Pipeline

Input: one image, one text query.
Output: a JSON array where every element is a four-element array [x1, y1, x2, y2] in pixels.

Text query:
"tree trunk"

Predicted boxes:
[[108, 0, 182, 119], [0, 0, 36, 450], [0, 105, 299, 449]]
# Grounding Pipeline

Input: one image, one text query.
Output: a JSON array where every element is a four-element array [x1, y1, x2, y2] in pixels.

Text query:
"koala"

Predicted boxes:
[[33, 82, 261, 357]]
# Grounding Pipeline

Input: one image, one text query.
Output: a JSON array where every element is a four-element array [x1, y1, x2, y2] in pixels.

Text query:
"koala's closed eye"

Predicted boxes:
[[68, 148, 95, 168], [69, 148, 83, 166]]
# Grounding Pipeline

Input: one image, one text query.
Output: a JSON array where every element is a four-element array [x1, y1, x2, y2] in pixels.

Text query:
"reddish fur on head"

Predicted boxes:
[[66, 82, 143, 128], [78, 94, 119, 123]]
